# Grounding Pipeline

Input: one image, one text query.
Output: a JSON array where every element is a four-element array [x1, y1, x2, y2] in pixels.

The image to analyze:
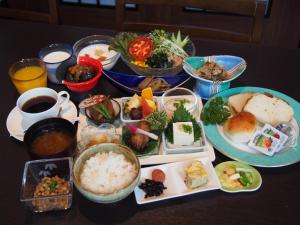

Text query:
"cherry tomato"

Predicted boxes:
[[128, 36, 153, 61]]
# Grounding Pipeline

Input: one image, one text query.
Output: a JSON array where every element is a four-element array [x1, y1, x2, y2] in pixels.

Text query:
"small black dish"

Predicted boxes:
[[24, 118, 77, 159]]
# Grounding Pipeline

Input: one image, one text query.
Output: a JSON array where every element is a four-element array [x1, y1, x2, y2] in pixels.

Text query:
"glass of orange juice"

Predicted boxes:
[[9, 58, 47, 94]]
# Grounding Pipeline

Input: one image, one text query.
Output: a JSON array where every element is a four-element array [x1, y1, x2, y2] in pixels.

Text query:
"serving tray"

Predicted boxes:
[[77, 96, 216, 165]]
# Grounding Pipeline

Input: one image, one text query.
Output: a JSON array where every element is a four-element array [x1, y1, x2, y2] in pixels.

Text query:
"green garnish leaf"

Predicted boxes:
[[47, 180, 58, 192], [182, 124, 193, 134], [201, 96, 231, 125], [164, 104, 201, 143]]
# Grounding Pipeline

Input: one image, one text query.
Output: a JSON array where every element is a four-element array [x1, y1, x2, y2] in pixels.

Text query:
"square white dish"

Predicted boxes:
[[77, 95, 216, 165], [120, 96, 159, 123], [134, 157, 221, 204], [162, 121, 208, 154]]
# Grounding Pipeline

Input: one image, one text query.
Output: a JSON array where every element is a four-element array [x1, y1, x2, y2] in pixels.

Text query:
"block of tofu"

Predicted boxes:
[[243, 94, 294, 126], [185, 161, 208, 189], [173, 122, 194, 146]]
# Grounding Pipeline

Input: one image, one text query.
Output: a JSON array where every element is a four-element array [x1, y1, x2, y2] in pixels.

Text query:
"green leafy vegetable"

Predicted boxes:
[[109, 32, 137, 60], [165, 104, 201, 143], [146, 52, 172, 68], [93, 103, 112, 120], [146, 111, 167, 132], [171, 30, 190, 48], [238, 171, 252, 186], [149, 29, 188, 58], [201, 97, 231, 125]]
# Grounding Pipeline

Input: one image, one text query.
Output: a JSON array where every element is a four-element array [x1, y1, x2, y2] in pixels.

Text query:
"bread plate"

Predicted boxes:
[[204, 87, 300, 167]]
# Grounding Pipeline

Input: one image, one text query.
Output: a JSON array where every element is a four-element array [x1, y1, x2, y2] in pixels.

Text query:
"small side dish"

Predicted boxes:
[[122, 88, 157, 121], [185, 161, 208, 189], [20, 157, 73, 212], [215, 161, 262, 193], [80, 95, 120, 125], [122, 111, 167, 156], [62, 56, 102, 92], [164, 104, 202, 147], [77, 124, 120, 152], [134, 157, 220, 204], [33, 176, 70, 211], [193, 61, 231, 81], [65, 64, 96, 83], [138, 77, 170, 92], [162, 87, 198, 116], [139, 169, 167, 198]]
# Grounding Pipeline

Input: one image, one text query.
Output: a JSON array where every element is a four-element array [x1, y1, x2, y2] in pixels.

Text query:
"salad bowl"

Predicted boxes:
[[121, 40, 195, 76], [110, 30, 196, 77], [183, 55, 246, 99]]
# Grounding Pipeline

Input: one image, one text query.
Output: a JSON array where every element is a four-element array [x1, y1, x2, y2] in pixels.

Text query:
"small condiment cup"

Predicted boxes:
[[16, 87, 70, 130], [39, 43, 73, 84], [9, 58, 47, 94]]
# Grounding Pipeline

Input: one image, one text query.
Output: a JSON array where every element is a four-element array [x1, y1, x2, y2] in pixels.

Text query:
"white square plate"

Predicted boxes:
[[134, 157, 221, 204]]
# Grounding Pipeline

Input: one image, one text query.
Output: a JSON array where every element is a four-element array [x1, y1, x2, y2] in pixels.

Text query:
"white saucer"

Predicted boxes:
[[6, 99, 78, 142]]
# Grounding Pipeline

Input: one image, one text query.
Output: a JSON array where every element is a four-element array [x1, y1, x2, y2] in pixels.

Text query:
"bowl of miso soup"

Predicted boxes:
[[24, 118, 76, 158]]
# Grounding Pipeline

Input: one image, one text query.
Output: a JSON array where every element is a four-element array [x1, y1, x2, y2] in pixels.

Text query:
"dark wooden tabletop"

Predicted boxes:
[[1, 19, 300, 225]]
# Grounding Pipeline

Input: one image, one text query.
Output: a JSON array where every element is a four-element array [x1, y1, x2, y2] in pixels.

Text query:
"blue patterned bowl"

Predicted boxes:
[[102, 70, 191, 96], [183, 55, 246, 99]]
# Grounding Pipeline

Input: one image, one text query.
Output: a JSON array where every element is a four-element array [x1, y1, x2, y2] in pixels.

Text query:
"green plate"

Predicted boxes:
[[215, 161, 262, 193], [204, 86, 300, 167]]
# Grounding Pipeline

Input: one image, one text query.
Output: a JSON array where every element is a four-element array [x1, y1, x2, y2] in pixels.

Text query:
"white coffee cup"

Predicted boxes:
[[16, 87, 70, 130]]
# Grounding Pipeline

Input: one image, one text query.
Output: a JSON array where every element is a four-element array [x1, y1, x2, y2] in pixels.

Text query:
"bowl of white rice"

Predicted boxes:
[[73, 143, 140, 203]]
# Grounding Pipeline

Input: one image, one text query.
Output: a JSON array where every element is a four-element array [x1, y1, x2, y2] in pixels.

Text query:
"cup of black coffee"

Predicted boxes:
[[16, 87, 70, 129]]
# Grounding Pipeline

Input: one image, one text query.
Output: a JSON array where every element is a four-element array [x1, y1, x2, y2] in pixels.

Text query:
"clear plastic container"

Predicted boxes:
[[161, 87, 198, 119], [20, 157, 73, 213]]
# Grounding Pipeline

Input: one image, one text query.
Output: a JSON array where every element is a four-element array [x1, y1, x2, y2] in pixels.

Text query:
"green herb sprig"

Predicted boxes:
[[47, 180, 58, 192], [201, 97, 231, 125], [145, 111, 167, 132]]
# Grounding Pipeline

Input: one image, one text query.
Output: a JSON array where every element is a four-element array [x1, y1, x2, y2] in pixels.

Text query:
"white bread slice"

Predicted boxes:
[[243, 94, 294, 126], [228, 93, 255, 114]]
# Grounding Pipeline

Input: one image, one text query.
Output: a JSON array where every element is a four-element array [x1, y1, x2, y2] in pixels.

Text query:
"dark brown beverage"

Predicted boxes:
[[22, 96, 56, 113]]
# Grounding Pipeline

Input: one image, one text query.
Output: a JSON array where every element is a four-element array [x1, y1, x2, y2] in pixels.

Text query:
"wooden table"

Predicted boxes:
[[1, 19, 300, 225]]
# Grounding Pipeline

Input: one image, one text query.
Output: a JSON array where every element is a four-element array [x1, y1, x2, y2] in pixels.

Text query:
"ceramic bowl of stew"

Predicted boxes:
[[24, 118, 77, 159]]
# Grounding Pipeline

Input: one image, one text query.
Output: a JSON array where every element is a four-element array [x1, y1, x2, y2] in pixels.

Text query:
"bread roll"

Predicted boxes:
[[223, 112, 257, 143], [228, 92, 255, 114], [243, 94, 294, 126]]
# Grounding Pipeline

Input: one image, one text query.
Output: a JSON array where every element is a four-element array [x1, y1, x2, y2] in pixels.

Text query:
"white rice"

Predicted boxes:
[[80, 151, 138, 194]]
